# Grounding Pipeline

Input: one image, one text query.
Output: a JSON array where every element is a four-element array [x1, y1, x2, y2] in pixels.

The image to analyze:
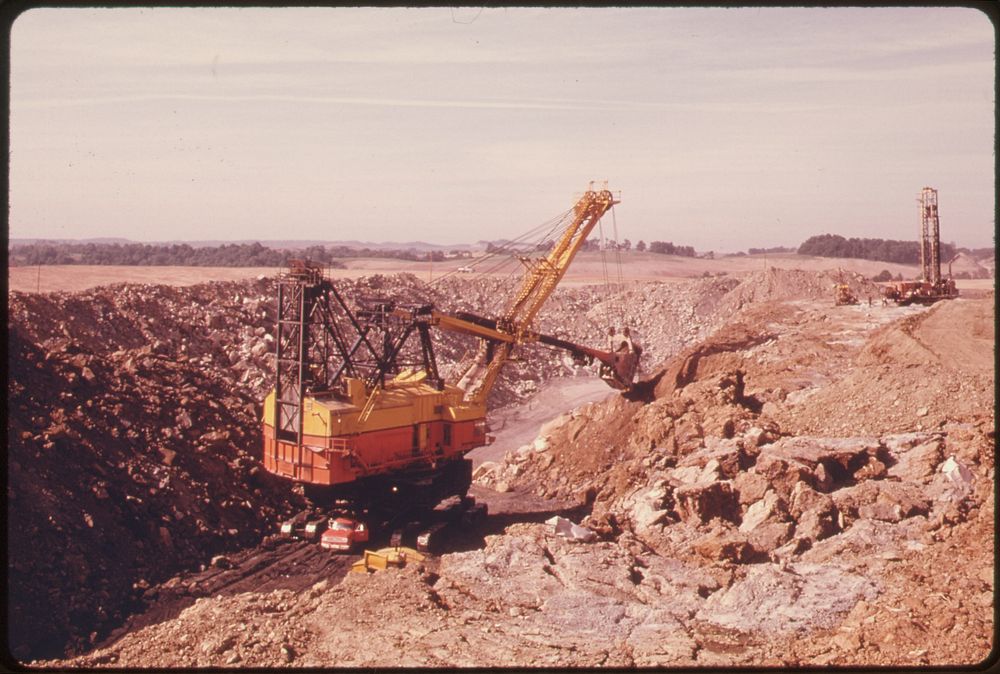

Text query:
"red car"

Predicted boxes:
[[320, 517, 369, 552]]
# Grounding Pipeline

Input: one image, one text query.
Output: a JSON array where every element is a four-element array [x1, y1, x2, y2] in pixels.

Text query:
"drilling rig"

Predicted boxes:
[[883, 186, 959, 305], [260, 186, 637, 541]]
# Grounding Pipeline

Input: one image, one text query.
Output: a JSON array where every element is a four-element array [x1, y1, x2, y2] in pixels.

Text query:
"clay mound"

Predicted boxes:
[[649, 321, 776, 401], [714, 268, 854, 314], [947, 252, 991, 279], [860, 298, 994, 374], [778, 298, 995, 437]]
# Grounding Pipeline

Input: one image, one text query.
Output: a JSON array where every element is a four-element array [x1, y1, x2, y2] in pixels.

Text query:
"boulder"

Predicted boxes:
[[788, 481, 830, 519], [692, 533, 755, 564], [787, 482, 839, 545], [941, 456, 974, 492], [832, 480, 928, 523], [739, 490, 789, 533], [675, 437, 745, 478], [673, 480, 740, 525], [885, 436, 944, 483], [732, 471, 770, 506], [746, 521, 794, 554], [546, 516, 597, 543], [795, 504, 839, 543], [668, 465, 708, 487], [758, 436, 885, 490], [749, 455, 815, 499], [625, 484, 671, 535], [472, 461, 499, 481]]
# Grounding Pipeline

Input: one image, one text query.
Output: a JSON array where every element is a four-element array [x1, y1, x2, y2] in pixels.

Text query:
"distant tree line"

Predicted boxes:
[[648, 241, 696, 257], [747, 246, 796, 255], [9, 241, 358, 268], [13, 237, 991, 268], [797, 234, 960, 264], [965, 247, 995, 260], [325, 245, 439, 262]]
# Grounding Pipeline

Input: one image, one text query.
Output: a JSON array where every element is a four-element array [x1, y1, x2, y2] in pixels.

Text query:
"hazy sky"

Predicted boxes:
[[10, 6, 996, 251]]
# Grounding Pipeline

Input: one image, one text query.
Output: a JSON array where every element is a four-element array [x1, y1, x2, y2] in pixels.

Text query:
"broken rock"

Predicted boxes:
[[885, 435, 943, 483], [676, 437, 745, 479], [625, 484, 671, 536], [739, 489, 789, 533], [732, 470, 770, 506], [673, 480, 740, 525], [546, 516, 597, 543], [941, 456, 974, 491], [692, 531, 754, 564], [696, 562, 878, 636]]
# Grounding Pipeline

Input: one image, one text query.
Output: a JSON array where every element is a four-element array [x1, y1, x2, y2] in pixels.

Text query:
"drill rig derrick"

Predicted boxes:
[[884, 187, 959, 305]]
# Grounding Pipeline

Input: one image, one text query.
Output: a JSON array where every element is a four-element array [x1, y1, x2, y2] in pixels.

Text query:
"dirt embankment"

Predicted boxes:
[[7, 280, 309, 659]]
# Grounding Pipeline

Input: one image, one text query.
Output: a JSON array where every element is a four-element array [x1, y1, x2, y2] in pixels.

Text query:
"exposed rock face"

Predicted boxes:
[[695, 562, 879, 635], [7, 282, 309, 659], [471, 290, 994, 667]]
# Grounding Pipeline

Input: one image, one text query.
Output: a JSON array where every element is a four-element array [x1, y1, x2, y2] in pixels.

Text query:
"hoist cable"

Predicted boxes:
[[611, 206, 626, 326], [429, 207, 573, 287], [598, 218, 614, 331]]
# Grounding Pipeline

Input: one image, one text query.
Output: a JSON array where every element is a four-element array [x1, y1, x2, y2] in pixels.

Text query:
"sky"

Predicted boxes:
[[9, 6, 996, 252]]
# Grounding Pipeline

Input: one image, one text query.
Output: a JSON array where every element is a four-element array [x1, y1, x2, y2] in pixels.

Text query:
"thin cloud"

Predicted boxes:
[[16, 91, 852, 116]]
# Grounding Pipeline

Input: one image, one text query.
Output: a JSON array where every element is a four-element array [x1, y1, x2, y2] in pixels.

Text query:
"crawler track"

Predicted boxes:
[[98, 538, 355, 649], [95, 486, 583, 653]]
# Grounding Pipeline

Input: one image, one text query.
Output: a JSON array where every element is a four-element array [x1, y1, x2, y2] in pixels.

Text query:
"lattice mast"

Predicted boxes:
[[272, 261, 442, 455], [919, 187, 941, 285]]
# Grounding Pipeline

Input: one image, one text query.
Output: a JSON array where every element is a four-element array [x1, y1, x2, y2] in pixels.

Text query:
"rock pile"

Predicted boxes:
[[474, 290, 994, 666], [7, 280, 310, 659]]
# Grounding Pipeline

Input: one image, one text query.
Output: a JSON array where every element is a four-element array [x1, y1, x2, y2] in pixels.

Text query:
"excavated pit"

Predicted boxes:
[[8, 268, 994, 667], [9, 271, 739, 660]]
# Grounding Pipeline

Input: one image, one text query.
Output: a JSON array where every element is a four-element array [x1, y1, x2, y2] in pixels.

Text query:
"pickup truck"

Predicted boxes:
[[319, 517, 370, 552]]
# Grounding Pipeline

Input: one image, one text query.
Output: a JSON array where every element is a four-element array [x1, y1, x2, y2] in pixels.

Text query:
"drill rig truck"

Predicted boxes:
[[883, 187, 959, 305], [260, 185, 637, 545]]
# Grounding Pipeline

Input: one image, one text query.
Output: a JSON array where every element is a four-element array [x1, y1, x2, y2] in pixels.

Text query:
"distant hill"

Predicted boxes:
[[9, 238, 490, 252], [10, 237, 132, 245]]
